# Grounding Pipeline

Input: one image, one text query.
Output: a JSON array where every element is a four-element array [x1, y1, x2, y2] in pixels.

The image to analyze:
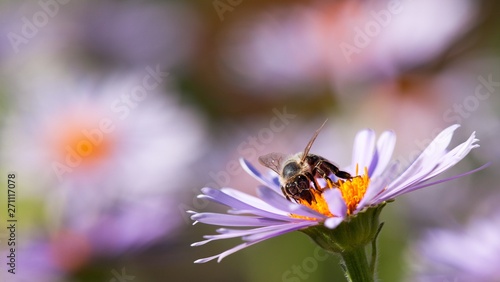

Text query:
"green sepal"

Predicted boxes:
[[300, 203, 386, 254]]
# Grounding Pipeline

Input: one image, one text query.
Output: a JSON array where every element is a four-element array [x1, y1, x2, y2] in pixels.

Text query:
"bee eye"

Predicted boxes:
[[283, 162, 300, 178]]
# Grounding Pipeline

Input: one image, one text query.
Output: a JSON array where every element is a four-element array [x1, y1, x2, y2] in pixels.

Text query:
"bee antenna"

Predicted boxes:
[[300, 119, 328, 163]]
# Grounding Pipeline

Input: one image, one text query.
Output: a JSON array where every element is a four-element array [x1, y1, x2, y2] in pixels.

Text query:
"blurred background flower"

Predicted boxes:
[[0, 69, 207, 280], [0, 0, 499, 281], [408, 211, 500, 281], [218, 0, 478, 95]]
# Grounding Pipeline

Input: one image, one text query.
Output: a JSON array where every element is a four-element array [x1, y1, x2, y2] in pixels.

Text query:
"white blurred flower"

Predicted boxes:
[[0, 69, 207, 278], [2, 70, 205, 198]]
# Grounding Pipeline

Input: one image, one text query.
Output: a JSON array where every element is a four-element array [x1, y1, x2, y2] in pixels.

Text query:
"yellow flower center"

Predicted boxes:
[[290, 164, 370, 220]]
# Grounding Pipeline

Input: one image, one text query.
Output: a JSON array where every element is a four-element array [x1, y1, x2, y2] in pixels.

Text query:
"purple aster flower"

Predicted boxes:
[[412, 213, 500, 281], [191, 124, 481, 263]]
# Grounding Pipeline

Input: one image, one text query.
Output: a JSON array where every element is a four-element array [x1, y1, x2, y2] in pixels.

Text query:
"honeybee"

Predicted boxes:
[[258, 120, 351, 204]]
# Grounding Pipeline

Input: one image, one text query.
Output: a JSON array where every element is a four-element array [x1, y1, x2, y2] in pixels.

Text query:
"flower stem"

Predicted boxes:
[[340, 246, 374, 282], [370, 222, 384, 274]]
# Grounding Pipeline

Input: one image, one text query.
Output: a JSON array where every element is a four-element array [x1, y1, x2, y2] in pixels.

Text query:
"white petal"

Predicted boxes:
[[240, 158, 280, 192], [362, 162, 400, 207], [257, 186, 326, 219], [324, 217, 344, 229], [323, 189, 347, 218], [200, 188, 291, 221], [380, 124, 461, 198], [351, 129, 376, 174], [355, 178, 385, 213], [378, 125, 480, 201], [194, 221, 315, 263], [371, 131, 396, 177], [424, 132, 479, 179], [221, 187, 288, 216]]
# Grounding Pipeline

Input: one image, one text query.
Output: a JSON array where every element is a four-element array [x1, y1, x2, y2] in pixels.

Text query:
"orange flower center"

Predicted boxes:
[[290, 165, 370, 220], [45, 109, 116, 170]]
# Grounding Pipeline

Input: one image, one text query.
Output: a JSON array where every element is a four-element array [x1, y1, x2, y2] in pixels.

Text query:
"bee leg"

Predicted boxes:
[[312, 165, 337, 189], [336, 170, 352, 179], [304, 172, 323, 192], [281, 186, 292, 202], [313, 177, 324, 191], [325, 177, 338, 189], [316, 160, 352, 180]]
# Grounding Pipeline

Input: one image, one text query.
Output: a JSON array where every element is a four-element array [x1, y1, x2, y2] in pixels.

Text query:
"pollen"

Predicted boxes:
[[291, 189, 334, 220], [290, 164, 370, 220], [337, 165, 370, 215]]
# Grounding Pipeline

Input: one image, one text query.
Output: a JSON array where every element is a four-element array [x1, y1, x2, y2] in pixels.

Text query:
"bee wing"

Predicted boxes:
[[258, 152, 287, 175]]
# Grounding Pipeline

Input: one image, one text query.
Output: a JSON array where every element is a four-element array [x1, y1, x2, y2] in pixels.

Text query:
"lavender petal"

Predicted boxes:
[[324, 217, 344, 229], [191, 212, 287, 227], [379, 163, 489, 201], [242, 221, 317, 241], [323, 189, 347, 218], [240, 158, 280, 191], [221, 187, 287, 215], [194, 222, 316, 263], [199, 187, 293, 221], [257, 186, 327, 219], [370, 131, 396, 177], [352, 129, 376, 174]]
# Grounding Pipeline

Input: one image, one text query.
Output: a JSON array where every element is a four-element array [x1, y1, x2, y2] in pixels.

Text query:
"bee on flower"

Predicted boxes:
[[190, 122, 484, 281]]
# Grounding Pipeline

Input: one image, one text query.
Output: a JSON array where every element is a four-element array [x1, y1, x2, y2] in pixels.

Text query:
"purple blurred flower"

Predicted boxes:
[[412, 213, 500, 281], [191, 124, 480, 263], [6, 241, 67, 282], [4, 195, 178, 281], [74, 1, 201, 68]]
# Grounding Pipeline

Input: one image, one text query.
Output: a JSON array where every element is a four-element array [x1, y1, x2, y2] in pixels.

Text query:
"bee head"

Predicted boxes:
[[285, 175, 310, 195]]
